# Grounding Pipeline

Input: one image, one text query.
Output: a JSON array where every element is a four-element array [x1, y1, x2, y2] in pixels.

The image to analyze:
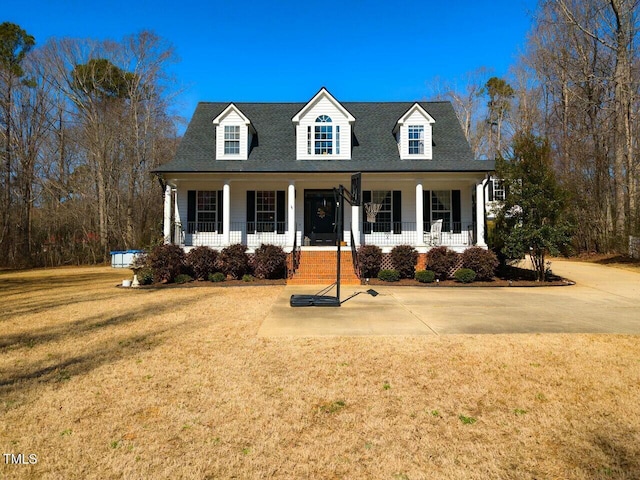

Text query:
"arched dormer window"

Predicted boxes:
[[307, 115, 340, 155]]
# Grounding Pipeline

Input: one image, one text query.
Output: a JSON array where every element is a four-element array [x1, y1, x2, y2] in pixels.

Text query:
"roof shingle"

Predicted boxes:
[[155, 101, 494, 173]]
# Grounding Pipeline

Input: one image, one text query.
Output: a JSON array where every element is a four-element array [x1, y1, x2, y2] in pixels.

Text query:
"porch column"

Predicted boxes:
[[288, 181, 296, 248], [475, 180, 487, 247], [223, 181, 231, 245], [415, 181, 425, 246], [351, 204, 360, 247], [163, 184, 171, 244]]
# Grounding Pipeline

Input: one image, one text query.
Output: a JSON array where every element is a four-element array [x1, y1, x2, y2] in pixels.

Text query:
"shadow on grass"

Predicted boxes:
[[0, 300, 169, 350], [0, 271, 144, 322], [593, 254, 640, 266], [567, 429, 640, 479], [496, 264, 564, 283], [0, 307, 200, 402]]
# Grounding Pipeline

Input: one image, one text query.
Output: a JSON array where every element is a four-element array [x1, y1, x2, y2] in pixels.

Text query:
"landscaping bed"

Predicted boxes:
[[366, 265, 571, 287]]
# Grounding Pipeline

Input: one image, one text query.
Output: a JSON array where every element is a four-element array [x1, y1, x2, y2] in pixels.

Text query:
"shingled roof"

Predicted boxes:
[[155, 101, 494, 174]]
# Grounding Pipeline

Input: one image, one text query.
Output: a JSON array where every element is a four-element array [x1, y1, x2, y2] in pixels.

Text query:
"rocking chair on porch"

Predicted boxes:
[[428, 219, 443, 246]]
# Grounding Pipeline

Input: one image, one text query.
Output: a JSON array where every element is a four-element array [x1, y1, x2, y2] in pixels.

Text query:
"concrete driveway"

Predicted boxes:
[[258, 259, 640, 336]]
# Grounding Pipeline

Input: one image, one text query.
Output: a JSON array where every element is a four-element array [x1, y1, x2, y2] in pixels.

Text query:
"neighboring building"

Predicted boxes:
[[153, 88, 494, 280]]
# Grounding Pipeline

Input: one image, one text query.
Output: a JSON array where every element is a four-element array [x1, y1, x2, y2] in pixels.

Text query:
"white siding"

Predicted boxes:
[[296, 96, 352, 160]]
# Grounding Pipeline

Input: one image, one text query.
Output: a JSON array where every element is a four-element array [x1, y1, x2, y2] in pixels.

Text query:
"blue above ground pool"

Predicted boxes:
[[110, 250, 144, 268]]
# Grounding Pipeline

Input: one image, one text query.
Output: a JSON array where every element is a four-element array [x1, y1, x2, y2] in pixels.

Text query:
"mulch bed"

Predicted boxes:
[[366, 265, 572, 287], [122, 266, 573, 289], [127, 278, 287, 289]]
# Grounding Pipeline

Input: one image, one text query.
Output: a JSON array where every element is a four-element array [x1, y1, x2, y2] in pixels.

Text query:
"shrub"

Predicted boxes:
[[218, 244, 250, 279], [242, 274, 255, 282], [148, 244, 185, 283], [185, 246, 219, 281], [174, 274, 193, 284], [426, 246, 459, 279], [378, 269, 400, 282], [357, 245, 383, 278], [252, 244, 287, 279], [136, 267, 154, 285], [390, 245, 419, 279], [461, 247, 499, 281], [454, 268, 477, 283], [415, 270, 436, 283], [209, 272, 226, 282]]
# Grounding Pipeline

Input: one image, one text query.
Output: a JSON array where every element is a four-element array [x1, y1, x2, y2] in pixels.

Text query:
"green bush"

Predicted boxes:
[[454, 268, 477, 283], [415, 270, 436, 283], [218, 244, 250, 279], [242, 274, 255, 282], [209, 272, 226, 282], [357, 244, 383, 278], [252, 244, 286, 279], [136, 267, 154, 285], [185, 246, 219, 280], [426, 246, 459, 279], [390, 245, 419, 278], [461, 247, 499, 281], [174, 274, 193, 284], [148, 244, 185, 283], [377, 269, 400, 282]]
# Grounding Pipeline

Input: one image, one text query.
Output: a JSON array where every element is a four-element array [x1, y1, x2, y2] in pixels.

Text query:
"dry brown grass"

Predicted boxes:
[[1, 267, 640, 479]]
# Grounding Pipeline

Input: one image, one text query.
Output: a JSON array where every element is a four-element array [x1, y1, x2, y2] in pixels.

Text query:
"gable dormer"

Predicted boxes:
[[394, 103, 435, 160], [292, 88, 355, 160], [213, 103, 254, 160]]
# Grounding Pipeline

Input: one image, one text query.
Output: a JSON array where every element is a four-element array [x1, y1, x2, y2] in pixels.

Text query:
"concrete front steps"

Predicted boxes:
[[288, 250, 361, 285]]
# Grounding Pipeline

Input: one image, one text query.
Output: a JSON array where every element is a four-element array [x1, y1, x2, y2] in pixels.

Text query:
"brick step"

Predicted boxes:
[[288, 250, 361, 285]]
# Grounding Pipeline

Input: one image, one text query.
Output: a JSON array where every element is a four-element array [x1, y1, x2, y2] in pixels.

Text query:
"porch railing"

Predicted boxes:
[[180, 221, 289, 247], [423, 222, 476, 246], [175, 221, 477, 249], [362, 222, 418, 246]]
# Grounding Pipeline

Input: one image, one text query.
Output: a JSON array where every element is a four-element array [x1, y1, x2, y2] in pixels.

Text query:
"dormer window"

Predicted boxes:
[[408, 126, 424, 155], [394, 103, 435, 160], [293, 88, 354, 160], [213, 103, 254, 160], [224, 125, 240, 155], [315, 115, 333, 154]]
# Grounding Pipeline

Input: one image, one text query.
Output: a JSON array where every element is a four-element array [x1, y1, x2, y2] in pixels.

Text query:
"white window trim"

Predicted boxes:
[[224, 125, 240, 155], [408, 125, 425, 155], [431, 190, 452, 231], [196, 191, 219, 232]]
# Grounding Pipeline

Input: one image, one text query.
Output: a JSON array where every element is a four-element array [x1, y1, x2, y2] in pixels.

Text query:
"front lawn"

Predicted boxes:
[[1, 267, 639, 479]]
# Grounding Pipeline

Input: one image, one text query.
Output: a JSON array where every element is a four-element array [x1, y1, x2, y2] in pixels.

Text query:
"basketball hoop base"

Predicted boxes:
[[290, 294, 341, 307]]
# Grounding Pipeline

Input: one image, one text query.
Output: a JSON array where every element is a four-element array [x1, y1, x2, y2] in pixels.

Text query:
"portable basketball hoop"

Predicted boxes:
[[290, 172, 379, 307]]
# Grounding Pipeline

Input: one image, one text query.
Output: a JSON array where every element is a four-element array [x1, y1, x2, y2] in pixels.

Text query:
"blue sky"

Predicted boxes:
[[6, 0, 537, 124]]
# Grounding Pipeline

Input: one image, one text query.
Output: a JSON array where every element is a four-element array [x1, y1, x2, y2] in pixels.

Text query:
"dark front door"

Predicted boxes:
[[304, 190, 341, 246]]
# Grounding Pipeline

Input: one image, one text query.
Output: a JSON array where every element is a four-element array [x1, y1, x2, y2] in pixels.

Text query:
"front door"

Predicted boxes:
[[304, 190, 342, 246]]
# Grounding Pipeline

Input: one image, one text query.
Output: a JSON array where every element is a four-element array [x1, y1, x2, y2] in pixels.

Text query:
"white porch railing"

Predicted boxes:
[[174, 221, 476, 249], [176, 221, 288, 248]]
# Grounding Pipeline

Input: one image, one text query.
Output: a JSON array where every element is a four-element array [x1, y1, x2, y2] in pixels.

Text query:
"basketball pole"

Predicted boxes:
[[289, 173, 363, 307]]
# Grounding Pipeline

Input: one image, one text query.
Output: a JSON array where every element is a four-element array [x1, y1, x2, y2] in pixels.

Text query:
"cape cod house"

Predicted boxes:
[[154, 88, 494, 284]]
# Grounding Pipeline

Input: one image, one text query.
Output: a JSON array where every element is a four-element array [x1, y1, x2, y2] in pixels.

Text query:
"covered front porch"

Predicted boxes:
[[162, 173, 489, 253]]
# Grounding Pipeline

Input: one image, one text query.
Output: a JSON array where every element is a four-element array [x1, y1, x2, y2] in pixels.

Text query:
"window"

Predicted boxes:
[[431, 190, 451, 230], [408, 125, 424, 155], [256, 191, 276, 232], [492, 178, 505, 201], [197, 191, 218, 231], [314, 115, 333, 155], [371, 191, 392, 232], [224, 125, 240, 155]]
